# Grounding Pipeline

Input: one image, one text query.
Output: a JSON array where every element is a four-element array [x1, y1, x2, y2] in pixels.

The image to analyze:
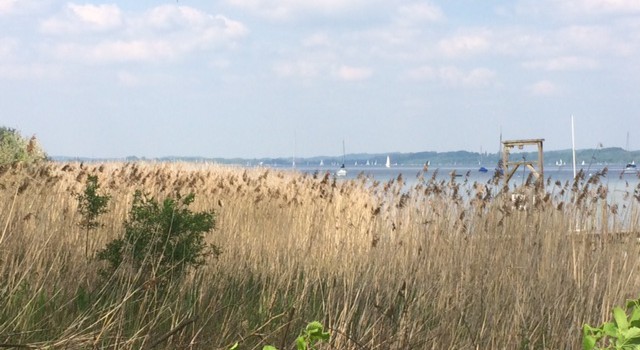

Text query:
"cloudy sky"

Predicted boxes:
[[1, 0, 639, 158]]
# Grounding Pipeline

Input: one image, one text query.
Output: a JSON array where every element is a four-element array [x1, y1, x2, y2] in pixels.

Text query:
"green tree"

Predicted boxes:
[[0, 127, 47, 165], [97, 191, 216, 280], [76, 175, 110, 259]]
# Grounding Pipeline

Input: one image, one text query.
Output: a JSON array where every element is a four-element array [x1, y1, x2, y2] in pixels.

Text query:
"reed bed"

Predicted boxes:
[[1, 162, 639, 349]]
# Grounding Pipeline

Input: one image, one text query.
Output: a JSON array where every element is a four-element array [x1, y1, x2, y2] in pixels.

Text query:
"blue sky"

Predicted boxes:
[[1, 0, 639, 158]]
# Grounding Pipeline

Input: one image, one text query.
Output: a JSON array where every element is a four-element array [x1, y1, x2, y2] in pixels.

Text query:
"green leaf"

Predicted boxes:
[[603, 322, 618, 338], [263, 346, 278, 350], [306, 321, 323, 333], [620, 327, 640, 345], [583, 334, 597, 350], [229, 342, 239, 350], [630, 306, 640, 325], [296, 336, 307, 350], [614, 307, 630, 331]]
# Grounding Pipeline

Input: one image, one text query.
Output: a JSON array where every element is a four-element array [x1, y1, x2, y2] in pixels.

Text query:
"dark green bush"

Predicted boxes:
[[97, 191, 217, 280]]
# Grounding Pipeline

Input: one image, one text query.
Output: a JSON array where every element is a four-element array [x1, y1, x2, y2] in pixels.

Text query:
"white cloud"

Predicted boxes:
[[523, 56, 599, 71], [0, 63, 61, 80], [302, 33, 332, 48], [405, 65, 495, 88], [554, 0, 640, 15], [225, 0, 369, 20], [438, 66, 495, 87], [396, 3, 444, 24], [273, 60, 321, 78], [437, 30, 491, 58], [334, 65, 372, 81], [274, 60, 372, 82], [54, 40, 176, 63], [0, 0, 18, 14], [528, 80, 560, 96], [0, 0, 41, 15], [43, 5, 248, 64], [41, 3, 123, 34], [405, 65, 435, 80]]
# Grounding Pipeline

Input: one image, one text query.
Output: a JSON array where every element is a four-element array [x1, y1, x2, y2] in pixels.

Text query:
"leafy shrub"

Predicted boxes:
[[0, 126, 47, 165], [583, 297, 640, 350], [76, 175, 110, 259], [97, 191, 216, 280], [230, 321, 330, 350]]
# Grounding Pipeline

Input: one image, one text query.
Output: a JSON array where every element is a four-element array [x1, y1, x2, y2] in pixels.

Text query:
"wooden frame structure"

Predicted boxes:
[[501, 139, 545, 188]]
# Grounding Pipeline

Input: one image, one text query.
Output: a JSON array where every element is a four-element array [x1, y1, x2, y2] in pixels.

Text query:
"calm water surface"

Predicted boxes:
[[290, 164, 640, 203]]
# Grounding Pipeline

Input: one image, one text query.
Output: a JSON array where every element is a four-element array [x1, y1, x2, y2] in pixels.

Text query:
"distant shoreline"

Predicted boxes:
[[51, 146, 639, 168]]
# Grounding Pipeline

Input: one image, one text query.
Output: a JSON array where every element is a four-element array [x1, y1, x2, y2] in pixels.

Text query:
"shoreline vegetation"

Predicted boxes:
[[1, 161, 640, 349]]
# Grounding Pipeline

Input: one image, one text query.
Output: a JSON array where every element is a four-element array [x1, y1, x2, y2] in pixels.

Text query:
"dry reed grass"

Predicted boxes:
[[1, 161, 639, 349]]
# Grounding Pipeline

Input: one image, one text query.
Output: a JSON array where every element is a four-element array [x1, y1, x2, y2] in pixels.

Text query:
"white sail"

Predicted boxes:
[[385, 155, 391, 168]]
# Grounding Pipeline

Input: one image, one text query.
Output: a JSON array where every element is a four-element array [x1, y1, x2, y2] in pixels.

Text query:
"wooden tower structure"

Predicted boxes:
[[501, 139, 545, 188]]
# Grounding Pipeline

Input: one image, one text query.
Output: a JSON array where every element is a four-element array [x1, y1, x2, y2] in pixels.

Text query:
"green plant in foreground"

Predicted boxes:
[[230, 321, 330, 350], [97, 191, 216, 279], [583, 297, 640, 350], [76, 175, 110, 259]]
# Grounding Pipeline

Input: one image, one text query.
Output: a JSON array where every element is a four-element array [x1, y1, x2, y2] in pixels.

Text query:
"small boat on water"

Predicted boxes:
[[385, 155, 391, 168], [622, 161, 638, 175], [336, 140, 347, 177], [478, 147, 488, 173]]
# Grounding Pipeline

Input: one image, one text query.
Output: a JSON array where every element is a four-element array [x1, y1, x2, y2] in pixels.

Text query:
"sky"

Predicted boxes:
[[1, 0, 639, 159]]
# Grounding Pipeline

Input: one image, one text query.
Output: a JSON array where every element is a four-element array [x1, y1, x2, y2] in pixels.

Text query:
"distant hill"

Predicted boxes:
[[52, 147, 639, 167]]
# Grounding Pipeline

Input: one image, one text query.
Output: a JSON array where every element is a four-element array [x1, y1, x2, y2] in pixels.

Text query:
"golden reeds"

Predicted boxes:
[[0, 161, 639, 349]]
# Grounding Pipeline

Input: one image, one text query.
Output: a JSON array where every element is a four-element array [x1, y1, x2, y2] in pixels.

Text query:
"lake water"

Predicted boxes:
[[290, 164, 640, 203]]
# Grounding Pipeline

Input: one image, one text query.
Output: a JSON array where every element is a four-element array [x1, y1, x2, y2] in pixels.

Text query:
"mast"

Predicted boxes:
[[292, 130, 297, 169], [571, 115, 577, 178], [341, 140, 345, 166], [627, 131, 630, 151]]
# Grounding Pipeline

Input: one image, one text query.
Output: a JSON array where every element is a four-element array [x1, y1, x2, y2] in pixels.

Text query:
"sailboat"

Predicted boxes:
[[623, 161, 637, 175], [385, 155, 391, 168], [622, 132, 637, 175], [336, 140, 347, 177], [478, 146, 488, 173]]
